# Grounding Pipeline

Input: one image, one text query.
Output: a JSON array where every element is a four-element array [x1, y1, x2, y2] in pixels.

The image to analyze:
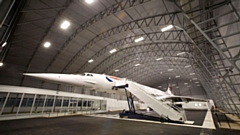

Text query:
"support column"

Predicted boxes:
[[30, 94, 37, 115], [51, 96, 56, 113], [60, 96, 64, 112], [16, 93, 25, 116], [0, 92, 10, 115], [68, 97, 71, 112], [81, 99, 83, 110], [76, 98, 79, 111], [86, 100, 88, 110], [42, 95, 47, 114]]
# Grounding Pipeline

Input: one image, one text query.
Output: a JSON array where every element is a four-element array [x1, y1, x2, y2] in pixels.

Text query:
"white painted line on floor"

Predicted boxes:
[[202, 110, 216, 129], [85, 113, 215, 129]]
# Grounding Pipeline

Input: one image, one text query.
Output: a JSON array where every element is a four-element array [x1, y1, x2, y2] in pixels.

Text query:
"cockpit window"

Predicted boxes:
[[85, 73, 93, 77]]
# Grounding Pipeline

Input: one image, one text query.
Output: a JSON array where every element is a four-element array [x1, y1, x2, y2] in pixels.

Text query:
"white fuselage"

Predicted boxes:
[[24, 73, 126, 95], [23, 73, 171, 96]]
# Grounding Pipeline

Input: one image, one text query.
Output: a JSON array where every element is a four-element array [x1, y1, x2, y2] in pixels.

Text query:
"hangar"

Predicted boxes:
[[0, 0, 240, 134]]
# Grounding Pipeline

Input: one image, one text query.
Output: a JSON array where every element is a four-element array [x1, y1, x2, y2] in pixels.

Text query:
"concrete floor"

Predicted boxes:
[[0, 114, 240, 135]]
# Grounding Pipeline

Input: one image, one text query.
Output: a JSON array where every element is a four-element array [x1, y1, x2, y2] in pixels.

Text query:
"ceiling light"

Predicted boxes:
[[184, 83, 188, 85], [196, 84, 201, 86], [187, 85, 191, 87], [134, 37, 144, 42], [190, 73, 195, 75], [114, 69, 119, 72], [176, 86, 179, 89], [175, 76, 180, 78], [177, 52, 186, 56], [61, 20, 70, 29], [161, 25, 173, 32], [135, 64, 140, 66], [156, 57, 163, 61], [169, 77, 171, 79], [0, 62, 3, 66], [168, 69, 174, 71], [195, 81, 199, 84], [109, 49, 117, 53], [43, 42, 51, 48], [2, 42, 7, 47], [158, 86, 161, 88], [192, 78, 198, 80], [85, 0, 94, 4], [185, 65, 191, 68], [88, 59, 94, 63], [172, 84, 176, 86]]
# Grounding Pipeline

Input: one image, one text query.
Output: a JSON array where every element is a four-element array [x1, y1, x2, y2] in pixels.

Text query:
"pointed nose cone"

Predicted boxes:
[[23, 73, 69, 83], [23, 73, 88, 87], [23, 73, 61, 79]]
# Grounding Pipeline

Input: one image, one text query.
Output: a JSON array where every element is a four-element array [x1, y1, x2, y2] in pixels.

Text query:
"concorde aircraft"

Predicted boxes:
[[23, 72, 172, 96], [24, 72, 213, 110]]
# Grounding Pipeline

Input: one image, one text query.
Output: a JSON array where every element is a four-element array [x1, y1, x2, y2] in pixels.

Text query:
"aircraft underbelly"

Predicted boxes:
[[97, 82, 112, 92]]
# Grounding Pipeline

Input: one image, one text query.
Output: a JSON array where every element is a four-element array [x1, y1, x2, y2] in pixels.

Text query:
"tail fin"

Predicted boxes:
[[165, 87, 174, 95]]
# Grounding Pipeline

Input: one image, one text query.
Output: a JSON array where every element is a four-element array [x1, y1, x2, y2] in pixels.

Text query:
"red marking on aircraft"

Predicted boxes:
[[108, 76, 120, 80]]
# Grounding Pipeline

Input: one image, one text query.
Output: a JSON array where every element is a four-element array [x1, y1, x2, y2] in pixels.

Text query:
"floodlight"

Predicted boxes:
[[61, 20, 70, 29], [156, 57, 163, 61], [2, 42, 7, 47], [161, 25, 173, 32], [189, 73, 195, 75], [85, 0, 94, 4], [134, 37, 144, 42], [135, 64, 140, 66], [109, 49, 117, 53], [177, 52, 186, 56], [44, 42, 51, 48], [88, 59, 94, 63]]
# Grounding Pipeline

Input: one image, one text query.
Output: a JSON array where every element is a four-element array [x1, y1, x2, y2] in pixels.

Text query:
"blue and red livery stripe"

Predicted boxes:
[[106, 76, 120, 82]]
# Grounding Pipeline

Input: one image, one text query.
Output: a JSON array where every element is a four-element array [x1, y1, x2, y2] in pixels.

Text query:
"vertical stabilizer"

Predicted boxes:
[[166, 87, 174, 95]]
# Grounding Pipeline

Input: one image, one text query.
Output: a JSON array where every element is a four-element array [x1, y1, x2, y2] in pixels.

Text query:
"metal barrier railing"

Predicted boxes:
[[214, 110, 240, 129]]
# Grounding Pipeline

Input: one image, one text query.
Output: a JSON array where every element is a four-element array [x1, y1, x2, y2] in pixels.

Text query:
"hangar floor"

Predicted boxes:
[[0, 111, 240, 135], [94, 110, 207, 126]]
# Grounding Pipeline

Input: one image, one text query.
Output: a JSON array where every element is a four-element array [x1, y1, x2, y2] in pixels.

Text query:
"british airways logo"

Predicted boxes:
[[106, 76, 120, 82]]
